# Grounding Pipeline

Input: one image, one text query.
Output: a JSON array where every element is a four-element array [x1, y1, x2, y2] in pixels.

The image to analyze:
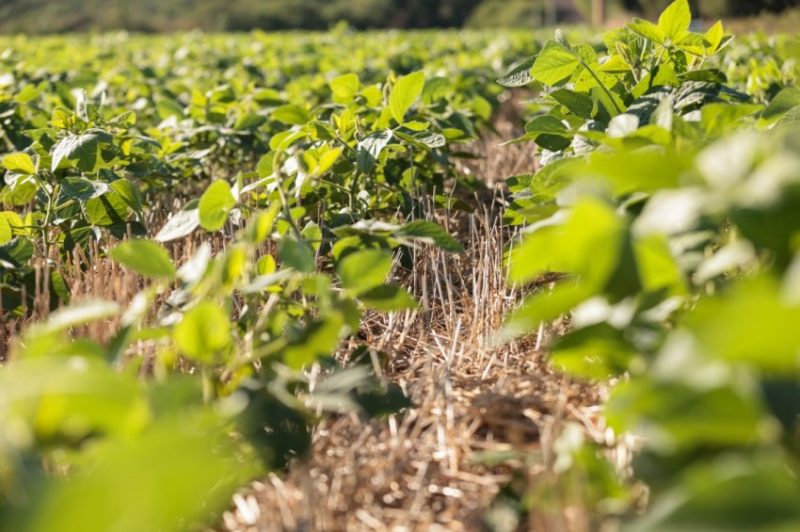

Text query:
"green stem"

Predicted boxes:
[[272, 151, 306, 243]]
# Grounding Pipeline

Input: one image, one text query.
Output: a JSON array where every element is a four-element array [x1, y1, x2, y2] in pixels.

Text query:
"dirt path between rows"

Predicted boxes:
[[221, 116, 618, 531]]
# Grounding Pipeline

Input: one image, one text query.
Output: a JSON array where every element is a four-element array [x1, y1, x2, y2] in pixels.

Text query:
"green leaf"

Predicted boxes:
[[330, 73, 360, 103], [658, 0, 691, 42], [256, 153, 274, 178], [0, 214, 11, 245], [628, 18, 666, 44], [762, 87, 800, 121], [497, 55, 537, 87], [62, 177, 108, 201], [51, 130, 110, 172], [395, 220, 463, 252], [525, 115, 571, 137], [524, 115, 573, 151], [626, 457, 800, 532], [701, 103, 762, 135], [198, 180, 236, 232], [271, 104, 310, 125], [508, 198, 625, 287], [550, 323, 638, 379], [687, 276, 800, 374], [17, 415, 254, 532], [598, 54, 632, 74], [635, 234, 686, 296], [278, 238, 315, 273], [2, 152, 35, 175], [337, 249, 393, 296], [607, 380, 763, 452], [389, 71, 425, 124], [109, 179, 142, 213], [501, 282, 595, 341], [0, 356, 146, 443], [110, 239, 176, 279], [284, 314, 344, 369], [84, 192, 128, 226], [359, 285, 417, 311], [357, 130, 393, 173], [34, 299, 121, 335], [704, 20, 724, 52], [531, 41, 581, 86], [550, 89, 594, 119], [155, 203, 200, 243], [0, 237, 34, 270], [173, 302, 231, 363]]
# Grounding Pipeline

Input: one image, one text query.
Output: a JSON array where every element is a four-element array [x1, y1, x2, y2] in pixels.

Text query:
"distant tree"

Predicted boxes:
[[629, 0, 799, 17]]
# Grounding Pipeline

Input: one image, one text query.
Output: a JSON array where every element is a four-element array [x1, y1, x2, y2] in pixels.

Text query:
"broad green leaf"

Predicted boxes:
[[626, 457, 800, 532], [84, 192, 128, 226], [33, 299, 121, 335], [550, 89, 594, 119], [337, 249, 393, 296], [501, 282, 595, 341], [110, 239, 176, 279], [704, 20, 724, 52], [497, 55, 537, 87], [357, 130, 393, 173], [256, 152, 274, 178], [62, 177, 108, 201], [271, 104, 310, 125], [173, 302, 231, 363], [109, 179, 142, 213], [0, 214, 11, 244], [0, 237, 34, 269], [329, 73, 360, 103], [598, 54, 632, 74], [509, 198, 625, 287], [283, 314, 344, 369], [278, 237, 315, 273], [2, 152, 35, 175], [525, 115, 573, 151], [0, 356, 147, 443], [762, 87, 800, 121], [591, 85, 625, 118], [531, 42, 580, 86], [359, 285, 417, 311], [551, 323, 638, 379], [563, 148, 688, 196], [635, 234, 687, 295], [658, 0, 691, 42], [628, 18, 666, 44], [389, 71, 425, 124], [607, 380, 763, 452], [198, 180, 236, 232], [155, 205, 200, 242], [51, 130, 110, 172], [687, 276, 800, 374], [525, 115, 571, 137], [256, 255, 276, 275], [701, 103, 762, 135], [395, 220, 463, 252], [16, 416, 255, 532]]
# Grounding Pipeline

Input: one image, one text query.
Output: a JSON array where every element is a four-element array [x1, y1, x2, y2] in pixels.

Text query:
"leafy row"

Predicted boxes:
[[500, 1, 800, 528]]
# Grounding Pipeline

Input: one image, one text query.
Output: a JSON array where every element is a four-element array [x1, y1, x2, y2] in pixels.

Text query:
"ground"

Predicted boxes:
[[219, 113, 627, 531]]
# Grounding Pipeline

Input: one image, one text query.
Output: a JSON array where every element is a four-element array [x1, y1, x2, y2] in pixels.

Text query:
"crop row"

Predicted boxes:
[[0, 7, 799, 529], [498, 1, 800, 528]]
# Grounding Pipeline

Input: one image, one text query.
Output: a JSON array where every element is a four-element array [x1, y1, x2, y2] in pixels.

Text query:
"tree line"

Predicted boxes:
[[0, 0, 797, 33]]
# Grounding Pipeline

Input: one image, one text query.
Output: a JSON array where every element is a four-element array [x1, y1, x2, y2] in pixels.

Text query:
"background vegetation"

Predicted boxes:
[[0, 0, 797, 33]]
